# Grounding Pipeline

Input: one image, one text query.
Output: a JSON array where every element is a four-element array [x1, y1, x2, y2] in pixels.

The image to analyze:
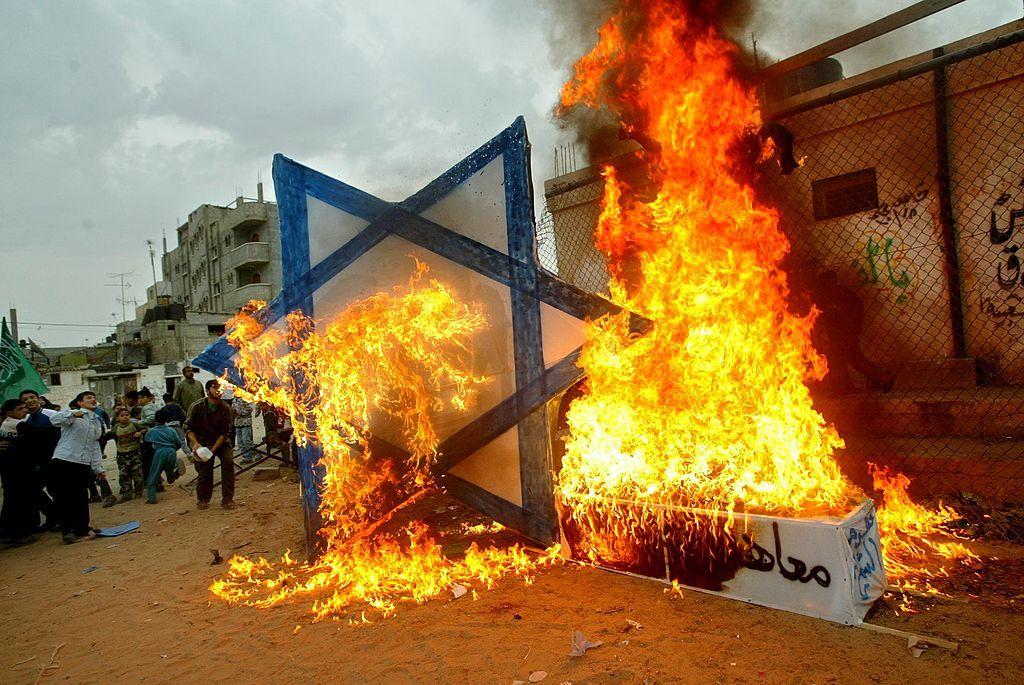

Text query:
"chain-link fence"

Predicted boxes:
[[539, 27, 1024, 542]]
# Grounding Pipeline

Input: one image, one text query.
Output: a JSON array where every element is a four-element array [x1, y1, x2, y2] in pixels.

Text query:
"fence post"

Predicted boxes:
[[932, 47, 968, 358]]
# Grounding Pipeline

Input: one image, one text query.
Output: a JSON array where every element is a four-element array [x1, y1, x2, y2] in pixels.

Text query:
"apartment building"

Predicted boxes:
[[162, 183, 282, 314]]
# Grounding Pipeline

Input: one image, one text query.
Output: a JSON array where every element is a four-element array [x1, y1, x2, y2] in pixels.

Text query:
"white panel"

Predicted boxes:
[[540, 302, 587, 369], [448, 426, 522, 506], [306, 194, 369, 269], [310, 235, 516, 447], [642, 500, 884, 625], [419, 155, 509, 256]]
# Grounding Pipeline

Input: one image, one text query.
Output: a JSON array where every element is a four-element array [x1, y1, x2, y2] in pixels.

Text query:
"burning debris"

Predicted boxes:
[[552, 0, 974, 612], [204, 0, 978, 625], [210, 264, 561, 620]]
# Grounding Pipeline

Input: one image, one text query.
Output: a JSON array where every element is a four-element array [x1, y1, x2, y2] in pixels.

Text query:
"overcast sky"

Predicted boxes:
[[1, 0, 1019, 347]]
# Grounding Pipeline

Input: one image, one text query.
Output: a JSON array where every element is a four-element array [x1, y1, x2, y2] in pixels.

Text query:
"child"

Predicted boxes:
[[143, 407, 185, 504], [104, 407, 145, 503]]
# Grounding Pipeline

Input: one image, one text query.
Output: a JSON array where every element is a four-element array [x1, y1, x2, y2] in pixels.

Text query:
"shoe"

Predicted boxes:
[[102, 495, 117, 508], [134, 490, 145, 499], [3, 535, 38, 548], [197, 501, 210, 510], [43, 519, 61, 532], [62, 533, 77, 545], [221, 500, 237, 510], [88, 494, 102, 504], [240, 457, 254, 465], [146, 497, 157, 504], [118, 494, 133, 503]]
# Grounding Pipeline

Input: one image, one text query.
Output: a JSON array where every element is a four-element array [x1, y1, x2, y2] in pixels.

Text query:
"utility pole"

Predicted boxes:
[[146, 239, 158, 289], [106, 271, 135, 322], [8, 307, 18, 342]]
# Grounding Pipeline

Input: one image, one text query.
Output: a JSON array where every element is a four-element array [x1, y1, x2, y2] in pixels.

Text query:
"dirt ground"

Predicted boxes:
[[2, 461, 1022, 685]]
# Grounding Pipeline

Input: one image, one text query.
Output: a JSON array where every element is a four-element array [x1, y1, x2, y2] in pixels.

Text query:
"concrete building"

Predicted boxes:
[[162, 183, 281, 314]]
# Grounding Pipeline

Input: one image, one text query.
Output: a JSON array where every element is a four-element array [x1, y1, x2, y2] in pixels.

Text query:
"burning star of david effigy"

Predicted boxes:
[[196, 0, 979, 627], [194, 117, 647, 620]]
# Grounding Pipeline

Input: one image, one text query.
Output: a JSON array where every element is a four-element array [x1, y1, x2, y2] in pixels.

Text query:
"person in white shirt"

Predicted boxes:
[[49, 391, 108, 544]]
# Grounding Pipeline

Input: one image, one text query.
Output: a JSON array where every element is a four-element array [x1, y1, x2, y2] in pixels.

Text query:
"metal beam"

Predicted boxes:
[[759, 0, 969, 82]]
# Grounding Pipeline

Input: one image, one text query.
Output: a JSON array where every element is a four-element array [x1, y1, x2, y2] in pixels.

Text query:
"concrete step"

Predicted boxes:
[[818, 386, 1024, 439], [834, 435, 1024, 504], [892, 357, 977, 390]]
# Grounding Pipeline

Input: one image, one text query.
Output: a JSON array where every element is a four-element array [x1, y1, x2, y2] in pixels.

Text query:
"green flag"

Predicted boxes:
[[0, 318, 47, 403]]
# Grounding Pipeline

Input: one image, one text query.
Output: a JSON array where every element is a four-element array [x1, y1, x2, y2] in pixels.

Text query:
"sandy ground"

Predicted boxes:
[[1, 457, 1022, 685]]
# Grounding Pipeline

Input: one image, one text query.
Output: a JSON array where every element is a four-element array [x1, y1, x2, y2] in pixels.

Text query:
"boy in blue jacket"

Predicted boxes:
[[143, 407, 185, 504]]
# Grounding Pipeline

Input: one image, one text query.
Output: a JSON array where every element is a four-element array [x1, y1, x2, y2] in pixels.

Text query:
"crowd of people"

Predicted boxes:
[[0, 365, 290, 547]]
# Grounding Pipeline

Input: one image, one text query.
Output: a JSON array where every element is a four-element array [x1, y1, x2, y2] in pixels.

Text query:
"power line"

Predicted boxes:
[[18, 321, 117, 328]]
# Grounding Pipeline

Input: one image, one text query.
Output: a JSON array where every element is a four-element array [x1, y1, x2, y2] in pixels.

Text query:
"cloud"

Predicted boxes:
[[0, 0, 1017, 346]]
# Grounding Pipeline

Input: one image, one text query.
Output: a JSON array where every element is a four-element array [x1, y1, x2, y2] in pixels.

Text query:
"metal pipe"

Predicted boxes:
[[768, 28, 1024, 121]]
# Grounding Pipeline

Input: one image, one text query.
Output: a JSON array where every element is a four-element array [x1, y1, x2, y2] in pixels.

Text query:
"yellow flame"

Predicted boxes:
[[210, 262, 557, 620]]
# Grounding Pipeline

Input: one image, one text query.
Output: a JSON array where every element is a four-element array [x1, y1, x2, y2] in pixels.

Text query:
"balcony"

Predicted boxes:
[[224, 282, 274, 311], [224, 241, 270, 271], [223, 201, 268, 232]]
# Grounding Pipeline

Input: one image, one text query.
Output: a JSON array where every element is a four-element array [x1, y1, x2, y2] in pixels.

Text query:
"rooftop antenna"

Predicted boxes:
[[145, 239, 158, 288], [106, 270, 136, 322]]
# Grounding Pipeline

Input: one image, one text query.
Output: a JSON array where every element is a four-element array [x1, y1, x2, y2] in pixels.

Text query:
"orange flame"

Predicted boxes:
[[556, 1, 858, 564], [869, 465, 977, 594], [555, 0, 975, 591], [210, 262, 557, 620]]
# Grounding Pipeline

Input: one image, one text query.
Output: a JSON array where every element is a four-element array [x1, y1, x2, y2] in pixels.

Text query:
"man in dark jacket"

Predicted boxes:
[[186, 379, 235, 510], [17, 390, 60, 530]]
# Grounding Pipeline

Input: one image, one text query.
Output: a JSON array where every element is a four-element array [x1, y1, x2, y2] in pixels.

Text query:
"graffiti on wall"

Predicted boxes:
[[851, 232, 916, 304], [850, 184, 932, 305], [867, 182, 930, 230], [983, 172, 1024, 328]]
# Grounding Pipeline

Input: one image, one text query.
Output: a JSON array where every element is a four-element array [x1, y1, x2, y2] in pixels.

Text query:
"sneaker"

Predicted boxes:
[[118, 493, 134, 503], [3, 535, 38, 548], [221, 500, 237, 510], [146, 497, 157, 504], [197, 501, 210, 510], [102, 495, 117, 508], [62, 533, 77, 545], [240, 457, 254, 465]]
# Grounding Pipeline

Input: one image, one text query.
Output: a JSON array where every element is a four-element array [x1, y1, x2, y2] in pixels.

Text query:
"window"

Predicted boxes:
[[250, 232, 261, 243], [227, 273, 234, 285], [250, 272, 262, 284], [49, 373, 61, 386], [213, 283, 221, 295], [167, 324, 176, 331], [207, 324, 225, 335], [224, 235, 231, 248], [812, 168, 878, 220]]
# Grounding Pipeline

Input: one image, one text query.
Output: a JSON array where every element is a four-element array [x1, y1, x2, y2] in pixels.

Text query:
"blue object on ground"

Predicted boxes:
[[95, 521, 141, 537], [82, 566, 99, 574]]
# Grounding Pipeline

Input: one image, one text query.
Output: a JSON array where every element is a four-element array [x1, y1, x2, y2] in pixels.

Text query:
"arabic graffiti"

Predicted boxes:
[[981, 293, 1024, 329], [989, 175, 1024, 290], [867, 182, 930, 229], [851, 232, 915, 304], [846, 509, 883, 601], [744, 522, 832, 587]]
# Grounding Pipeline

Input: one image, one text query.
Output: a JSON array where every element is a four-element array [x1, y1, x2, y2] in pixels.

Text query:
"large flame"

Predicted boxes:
[[210, 262, 557, 619], [553, 0, 973, 591], [556, 1, 857, 557]]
